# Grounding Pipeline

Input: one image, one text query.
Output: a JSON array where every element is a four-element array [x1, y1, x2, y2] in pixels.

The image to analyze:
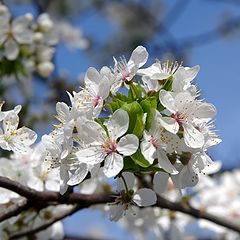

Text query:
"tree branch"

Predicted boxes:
[[1, 175, 240, 236]]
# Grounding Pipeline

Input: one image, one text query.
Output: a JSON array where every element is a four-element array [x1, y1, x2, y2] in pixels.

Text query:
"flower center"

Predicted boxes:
[[93, 95, 101, 108], [149, 135, 160, 149], [172, 112, 185, 126], [102, 138, 117, 154]]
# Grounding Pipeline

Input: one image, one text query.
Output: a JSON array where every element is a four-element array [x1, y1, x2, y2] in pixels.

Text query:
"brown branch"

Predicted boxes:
[[155, 195, 240, 233], [9, 204, 81, 239], [1, 175, 240, 236]]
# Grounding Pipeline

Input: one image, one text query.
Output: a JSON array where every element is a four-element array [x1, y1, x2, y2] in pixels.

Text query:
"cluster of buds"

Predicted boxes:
[[0, 3, 58, 78]]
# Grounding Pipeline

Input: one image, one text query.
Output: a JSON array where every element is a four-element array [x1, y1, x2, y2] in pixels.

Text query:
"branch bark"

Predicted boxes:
[[1, 175, 240, 237]]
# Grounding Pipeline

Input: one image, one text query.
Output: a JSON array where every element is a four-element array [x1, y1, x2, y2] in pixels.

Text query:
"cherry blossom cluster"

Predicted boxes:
[[0, 3, 58, 78], [0, 45, 221, 226], [40, 46, 220, 216]]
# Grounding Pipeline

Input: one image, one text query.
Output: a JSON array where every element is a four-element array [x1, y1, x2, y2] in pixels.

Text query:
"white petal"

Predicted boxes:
[[60, 167, 69, 195], [173, 65, 200, 92], [117, 134, 139, 156], [110, 204, 125, 221], [140, 132, 156, 164], [84, 67, 100, 86], [153, 172, 169, 194], [103, 153, 123, 177], [129, 45, 148, 69], [76, 147, 104, 165], [107, 109, 129, 139], [192, 102, 216, 122], [98, 76, 110, 100], [56, 102, 70, 123], [159, 90, 177, 113], [4, 38, 19, 60], [14, 126, 37, 146], [3, 112, 19, 134], [159, 116, 179, 134], [117, 172, 135, 190], [183, 122, 204, 148], [67, 164, 88, 186], [76, 119, 106, 144], [157, 149, 178, 174], [133, 188, 157, 207]]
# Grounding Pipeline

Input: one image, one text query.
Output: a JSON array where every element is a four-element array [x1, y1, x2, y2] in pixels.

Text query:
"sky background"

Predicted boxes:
[[7, 0, 240, 239]]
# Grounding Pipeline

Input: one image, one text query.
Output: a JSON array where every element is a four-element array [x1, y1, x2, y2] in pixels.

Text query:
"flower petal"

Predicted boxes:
[[153, 171, 169, 194], [67, 164, 88, 186], [129, 45, 148, 69], [84, 67, 100, 86], [183, 122, 204, 149], [4, 38, 19, 60], [109, 204, 125, 221], [117, 134, 139, 156], [140, 132, 156, 164], [159, 90, 177, 113], [103, 153, 123, 177], [107, 109, 129, 139], [157, 149, 178, 174], [76, 147, 104, 165], [117, 172, 135, 190], [159, 116, 179, 134], [133, 188, 157, 207]]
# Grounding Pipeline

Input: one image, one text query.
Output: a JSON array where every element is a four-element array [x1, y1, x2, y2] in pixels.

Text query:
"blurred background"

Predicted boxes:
[[1, 0, 240, 239]]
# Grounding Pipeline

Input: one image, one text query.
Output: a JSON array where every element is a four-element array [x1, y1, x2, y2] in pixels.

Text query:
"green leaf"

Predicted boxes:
[[106, 98, 125, 113], [162, 75, 173, 91], [112, 93, 130, 103], [123, 156, 140, 172], [121, 101, 144, 138], [140, 96, 158, 130], [128, 83, 143, 101], [131, 149, 151, 168]]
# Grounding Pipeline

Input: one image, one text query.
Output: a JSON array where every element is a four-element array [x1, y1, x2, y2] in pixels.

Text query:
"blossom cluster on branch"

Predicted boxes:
[[0, 3, 57, 78], [0, 43, 221, 233]]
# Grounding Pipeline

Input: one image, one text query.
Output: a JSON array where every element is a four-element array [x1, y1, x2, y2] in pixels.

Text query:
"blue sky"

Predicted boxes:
[[7, 0, 240, 238]]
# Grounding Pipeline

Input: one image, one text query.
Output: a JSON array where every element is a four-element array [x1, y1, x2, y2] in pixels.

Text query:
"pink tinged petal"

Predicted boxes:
[[159, 116, 179, 134], [159, 90, 177, 113], [129, 45, 148, 69], [3, 112, 19, 134], [157, 149, 178, 174], [98, 76, 110, 100], [84, 67, 100, 86], [76, 147, 105, 165], [117, 172, 135, 190], [67, 164, 88, 186], [110, 204, 125, 221], [4, 38, 19, 60], [133, 188, 157, 207], [192, 103, 216, 122], [140, 137, 156, 164], [117, 134, 139, 156], [153, 171, 169, 194], [103, 152, 123, 178], [183, 122, 204, 149], [107, 109, 129, 139]]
